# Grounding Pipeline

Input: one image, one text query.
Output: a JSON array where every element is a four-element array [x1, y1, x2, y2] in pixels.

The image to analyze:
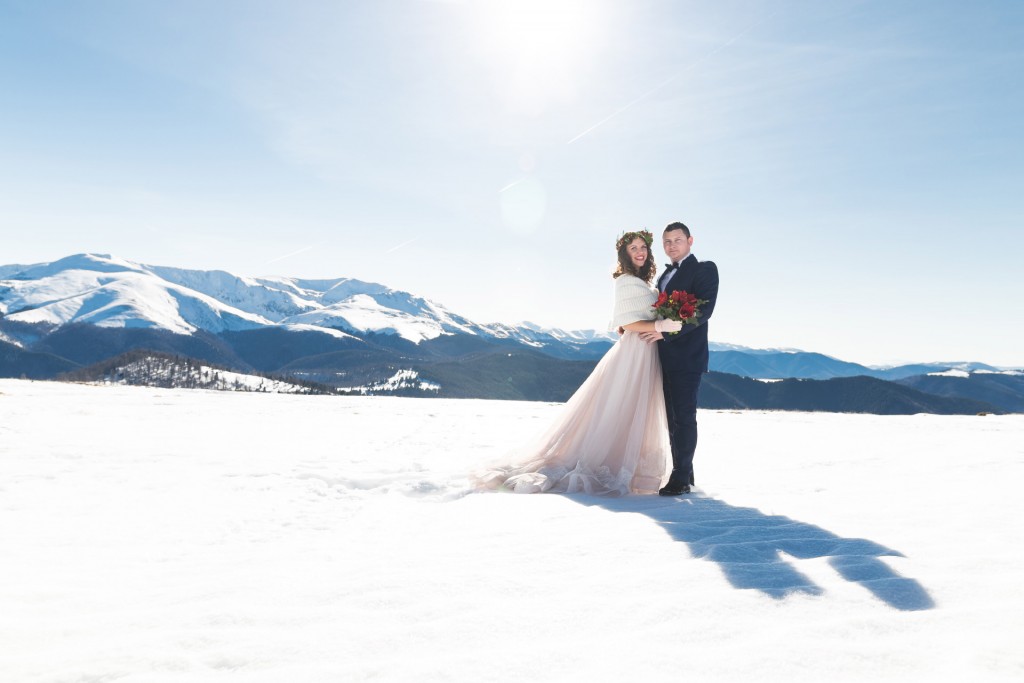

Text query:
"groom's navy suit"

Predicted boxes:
[[657, 254, 719, 486]]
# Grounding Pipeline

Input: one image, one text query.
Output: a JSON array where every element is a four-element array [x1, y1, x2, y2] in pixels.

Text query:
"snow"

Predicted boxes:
[[1, 379, 1022, 682], [278, 322, 361, 340], [710, 342, 806, 355], [10, 253, 145, 280], [1, 254, 645, 355], [1, 267, 270, 334], [148, 266, 318, 321], [927, 369, 971, 378], [284, 293, 449, 343], [344, 369, 441, 394], [511, 321, 619, 343], [99, 362, 324, 394], [0, 254, 502, 345]]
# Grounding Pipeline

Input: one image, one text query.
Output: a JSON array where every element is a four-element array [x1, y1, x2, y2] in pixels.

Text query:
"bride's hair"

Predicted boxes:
[[612, 234, 656, 284]]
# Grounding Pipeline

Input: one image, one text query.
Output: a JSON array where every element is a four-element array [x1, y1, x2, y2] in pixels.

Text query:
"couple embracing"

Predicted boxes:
[[478, 221, 719, 496]]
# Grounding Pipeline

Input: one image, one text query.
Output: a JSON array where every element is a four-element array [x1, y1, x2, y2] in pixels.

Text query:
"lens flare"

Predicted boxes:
[[499, 176, 546, 235]]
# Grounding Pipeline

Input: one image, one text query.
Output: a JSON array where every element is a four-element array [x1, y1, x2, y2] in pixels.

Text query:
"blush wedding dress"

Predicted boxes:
[[475, 275, 670, 495]]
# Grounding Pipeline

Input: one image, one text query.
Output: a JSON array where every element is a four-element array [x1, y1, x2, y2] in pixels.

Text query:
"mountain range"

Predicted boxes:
[[2, 254, 1021, 413]]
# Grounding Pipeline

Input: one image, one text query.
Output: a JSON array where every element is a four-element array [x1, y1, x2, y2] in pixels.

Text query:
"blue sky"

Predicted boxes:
[[1, 0, 1022, 366]]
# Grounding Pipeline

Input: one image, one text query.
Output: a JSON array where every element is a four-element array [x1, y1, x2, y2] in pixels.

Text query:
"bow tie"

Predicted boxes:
[[665, 262, 680, 270]]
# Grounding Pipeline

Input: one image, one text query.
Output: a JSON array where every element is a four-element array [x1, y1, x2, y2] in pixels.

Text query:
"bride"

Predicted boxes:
[[476, 230, 681, 495]]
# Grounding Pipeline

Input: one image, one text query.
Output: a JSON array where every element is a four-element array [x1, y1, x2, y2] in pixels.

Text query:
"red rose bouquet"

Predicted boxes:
[[653, 290, 707, 333]]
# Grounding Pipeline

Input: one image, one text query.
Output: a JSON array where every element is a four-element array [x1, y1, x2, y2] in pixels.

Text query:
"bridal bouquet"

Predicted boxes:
[[653, 290, 707, 333]]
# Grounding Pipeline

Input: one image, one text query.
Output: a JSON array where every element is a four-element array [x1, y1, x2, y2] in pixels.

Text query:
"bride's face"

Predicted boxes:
[[627, 237, 649, 269]]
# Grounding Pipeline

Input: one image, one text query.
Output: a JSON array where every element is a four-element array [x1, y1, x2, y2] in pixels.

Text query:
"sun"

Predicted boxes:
[[467, 0, 608, 114]]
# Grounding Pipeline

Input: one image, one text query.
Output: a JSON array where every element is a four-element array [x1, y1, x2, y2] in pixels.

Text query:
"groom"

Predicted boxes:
[[641, 222, 719, 496]]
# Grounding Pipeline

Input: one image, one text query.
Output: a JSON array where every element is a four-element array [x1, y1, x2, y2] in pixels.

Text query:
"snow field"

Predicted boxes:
[[1, 379, 1022, 682]]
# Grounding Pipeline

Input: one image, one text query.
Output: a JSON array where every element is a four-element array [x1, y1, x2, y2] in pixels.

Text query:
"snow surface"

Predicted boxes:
[[0, 329, 21, 347], [99, 361, 324, 394], [1, 379, 1022, 682], [284, 293, 451, 343], [927, 369, 971, 378], [344, 369, 441, 394]]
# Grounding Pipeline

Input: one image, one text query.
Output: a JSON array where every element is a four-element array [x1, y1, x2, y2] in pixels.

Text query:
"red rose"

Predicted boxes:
[[651, 288, 708, 333]]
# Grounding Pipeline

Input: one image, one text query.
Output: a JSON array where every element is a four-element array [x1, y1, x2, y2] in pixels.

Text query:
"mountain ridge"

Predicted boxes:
[[0, 253, 616, 356], [3, 254, 1021, 412]]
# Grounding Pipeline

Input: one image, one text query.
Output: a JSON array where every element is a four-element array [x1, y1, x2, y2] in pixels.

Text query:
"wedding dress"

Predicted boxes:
[[476, 275, 670, 495]]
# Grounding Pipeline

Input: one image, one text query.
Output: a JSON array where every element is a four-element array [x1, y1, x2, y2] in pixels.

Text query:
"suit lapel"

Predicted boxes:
[[665, 254, 697, 291], [657, 268, 672, 292]]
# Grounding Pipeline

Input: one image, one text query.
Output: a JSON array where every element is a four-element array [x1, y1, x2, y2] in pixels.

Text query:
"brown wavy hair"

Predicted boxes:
[[612, 231, 656, 284]]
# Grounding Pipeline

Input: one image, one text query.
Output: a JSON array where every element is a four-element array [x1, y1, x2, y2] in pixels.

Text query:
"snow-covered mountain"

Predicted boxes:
[[3, 254, 1017, 406], [0, 253, 614, 349], [708, 341, 805, 355], [1, 255, 271, 335]]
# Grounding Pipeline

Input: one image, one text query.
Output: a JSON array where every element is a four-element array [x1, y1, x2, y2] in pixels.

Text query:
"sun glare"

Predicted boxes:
[[468, 0, 607, 114]]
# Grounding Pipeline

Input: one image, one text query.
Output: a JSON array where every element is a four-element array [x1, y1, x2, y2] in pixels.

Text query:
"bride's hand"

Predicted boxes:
[[639, 331, 663, 343], [654, 318, 683, 333]]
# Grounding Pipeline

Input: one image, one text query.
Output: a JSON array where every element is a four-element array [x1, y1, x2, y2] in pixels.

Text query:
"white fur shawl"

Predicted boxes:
[[608, 275, 657, 330]]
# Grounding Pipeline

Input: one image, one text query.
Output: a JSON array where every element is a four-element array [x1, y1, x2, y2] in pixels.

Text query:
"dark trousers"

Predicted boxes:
[[663, 370, 702, 485]]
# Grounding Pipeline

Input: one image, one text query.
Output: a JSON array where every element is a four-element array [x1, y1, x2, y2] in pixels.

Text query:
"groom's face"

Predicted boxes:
[[663, 229, 693, 263]]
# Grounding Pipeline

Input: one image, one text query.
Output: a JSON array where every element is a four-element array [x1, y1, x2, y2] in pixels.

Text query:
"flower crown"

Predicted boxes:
[[616, 229, 653, 251]]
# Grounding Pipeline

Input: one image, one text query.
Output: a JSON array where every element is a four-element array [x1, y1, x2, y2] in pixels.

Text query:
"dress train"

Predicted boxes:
[[475, 331, 670, 496]]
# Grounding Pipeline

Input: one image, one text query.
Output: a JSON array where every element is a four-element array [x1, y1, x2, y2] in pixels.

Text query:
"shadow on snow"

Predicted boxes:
[[574, 493, 935, 612]]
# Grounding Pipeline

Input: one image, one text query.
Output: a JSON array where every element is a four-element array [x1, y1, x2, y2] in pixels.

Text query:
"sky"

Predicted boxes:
[[1, 0, 1022, 367]]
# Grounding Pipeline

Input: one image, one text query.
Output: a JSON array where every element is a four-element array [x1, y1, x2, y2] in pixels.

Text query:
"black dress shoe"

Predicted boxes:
[[659, 484, 691, 496]]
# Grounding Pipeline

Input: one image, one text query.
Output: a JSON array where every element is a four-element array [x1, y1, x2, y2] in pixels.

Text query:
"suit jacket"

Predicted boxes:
[[657, 254, 719, 373]]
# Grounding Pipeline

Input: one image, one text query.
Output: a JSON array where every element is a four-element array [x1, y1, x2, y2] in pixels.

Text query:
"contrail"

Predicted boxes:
[[567, 12, 775, 145], [384, 238, 417, 255], [265, 245, 315, 265], [499, 178, 528, 193]]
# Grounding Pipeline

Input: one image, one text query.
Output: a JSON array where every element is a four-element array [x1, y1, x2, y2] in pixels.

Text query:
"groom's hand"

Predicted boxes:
[[640, 331, 664, 343]]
